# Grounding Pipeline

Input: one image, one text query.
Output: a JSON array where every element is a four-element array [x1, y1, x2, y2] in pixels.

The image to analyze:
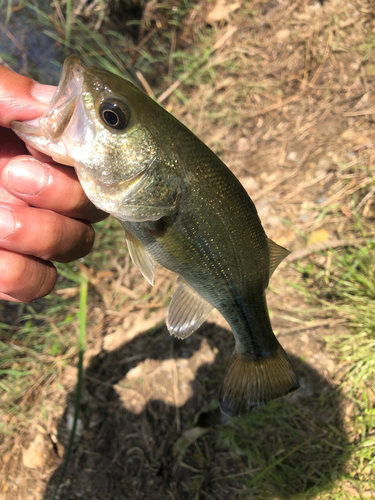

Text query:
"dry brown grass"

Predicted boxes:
[[1, 0, 375, 498]]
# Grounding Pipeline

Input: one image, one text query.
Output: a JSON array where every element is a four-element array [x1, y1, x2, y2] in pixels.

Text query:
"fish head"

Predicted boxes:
[[11, 55, 182, 222]]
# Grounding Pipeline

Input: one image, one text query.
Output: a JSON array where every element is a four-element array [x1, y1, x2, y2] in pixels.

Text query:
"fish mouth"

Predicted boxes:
[[11, 55, 86, 166]]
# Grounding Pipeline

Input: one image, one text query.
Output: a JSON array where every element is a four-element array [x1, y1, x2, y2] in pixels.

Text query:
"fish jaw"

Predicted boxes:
[[11, 56, 182, 221], [10, 55, 90, 167]]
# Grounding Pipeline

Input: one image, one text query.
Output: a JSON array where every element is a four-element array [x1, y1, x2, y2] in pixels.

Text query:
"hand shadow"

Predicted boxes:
[[42, 321, 349, 500]]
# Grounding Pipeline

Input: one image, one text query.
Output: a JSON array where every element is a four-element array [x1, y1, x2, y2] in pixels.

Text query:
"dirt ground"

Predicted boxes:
[[1, 0, 375, 498]]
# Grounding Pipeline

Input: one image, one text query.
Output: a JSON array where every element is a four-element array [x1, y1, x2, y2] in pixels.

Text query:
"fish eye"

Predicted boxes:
[[99, 100, 129, 130]]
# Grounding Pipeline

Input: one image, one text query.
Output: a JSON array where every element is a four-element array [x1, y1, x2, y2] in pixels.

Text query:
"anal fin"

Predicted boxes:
[[219, 341, 299, 417], [124, 228, 155, 286], [167, 279, 213, 339]]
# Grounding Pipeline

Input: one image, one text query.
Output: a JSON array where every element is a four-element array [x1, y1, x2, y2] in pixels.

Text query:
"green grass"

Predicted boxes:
[[1, 265, 89, 496], [172, 159, 375, 499], [218, 403, 349, 499], [0, 218, 122, 430], [1, 1, 375, 499], [51, 269, 88, 500], [0, 0, 199, 86], [1, 299, 77, 402], [281, 228, 375, 497], [179, 224, 375, 498], [292, 232, 375, 393]]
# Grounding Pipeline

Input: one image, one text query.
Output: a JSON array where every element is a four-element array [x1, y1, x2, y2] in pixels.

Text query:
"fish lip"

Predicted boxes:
[[10, 56, 86, 157], [44, 55, 85, 116]]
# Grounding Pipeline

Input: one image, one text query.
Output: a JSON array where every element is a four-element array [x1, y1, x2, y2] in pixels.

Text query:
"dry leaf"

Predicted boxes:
[[275, 29, 290, 42], [22, 434, 50, 470], [206, 0, 240, 23], [308, 228, 330, 245], [173, 427, 209, 460]]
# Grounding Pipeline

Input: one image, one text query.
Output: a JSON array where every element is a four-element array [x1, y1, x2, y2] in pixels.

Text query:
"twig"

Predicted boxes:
[[213, 24, 237, 50], [158, 26, 237, 103], [280, 171, 333, 203], [306, 33, 331, 88], [136, 71, 156, 99], [276, 318, 346, 335], [0, 21, 25, 53], [216, 468, 262, 480], [343, 107, 375, 117], [356, 187, 375, 212], [125, 447, 145, 476], [321, 177, 373, 207], [248, 95, 300, 119], [282, 238, 366, 264], [169, 343, 180, 433]]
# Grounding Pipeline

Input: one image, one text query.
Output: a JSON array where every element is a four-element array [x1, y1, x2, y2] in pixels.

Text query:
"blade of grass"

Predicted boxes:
[[65, 0, 71, 51], [3, 0, 12, 24], [52, 272, 88, 500], [249, 439, 312, 486]]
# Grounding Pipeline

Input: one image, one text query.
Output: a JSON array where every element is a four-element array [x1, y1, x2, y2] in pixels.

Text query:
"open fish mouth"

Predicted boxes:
[[11, 56, 86, 166]]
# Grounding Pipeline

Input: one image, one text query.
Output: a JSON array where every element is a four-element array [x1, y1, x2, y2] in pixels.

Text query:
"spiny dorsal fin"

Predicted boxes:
[[267, 237, 290, 276], [167, 278, 213, 339], [124, 228, 155, 286]]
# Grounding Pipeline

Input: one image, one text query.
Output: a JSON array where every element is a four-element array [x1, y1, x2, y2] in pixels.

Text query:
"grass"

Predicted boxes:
[[0, 0, 199, 87], [217, 402, 349, 499], [0, 218, 121, 430], [291, 219, 375, 392], [280, 218, 375, 497], [1, 0, 375, 498], [51, 269, 88, 500], [176, 194, 375, 499], [1, 299, 76, 398]]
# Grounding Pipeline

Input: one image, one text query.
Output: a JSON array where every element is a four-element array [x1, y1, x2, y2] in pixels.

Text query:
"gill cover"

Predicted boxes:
[[11, 55, 184, 222]]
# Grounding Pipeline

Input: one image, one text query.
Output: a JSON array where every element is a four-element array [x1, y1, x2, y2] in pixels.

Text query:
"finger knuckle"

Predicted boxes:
[[39, 216, 62, 260], [0, 251, 28, 293], [81, 223, 95, 255], [0, 251, 57, 301], [29, 261, 57, 298]]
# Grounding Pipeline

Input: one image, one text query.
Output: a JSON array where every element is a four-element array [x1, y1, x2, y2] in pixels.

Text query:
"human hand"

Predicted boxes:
[[0, 66, 108, 302]]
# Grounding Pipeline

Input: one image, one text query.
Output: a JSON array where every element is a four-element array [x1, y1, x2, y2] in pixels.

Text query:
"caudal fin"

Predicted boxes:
[[219, 342, 299, 417]]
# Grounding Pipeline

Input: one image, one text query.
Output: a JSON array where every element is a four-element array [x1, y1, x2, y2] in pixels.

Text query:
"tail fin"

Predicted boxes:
[[219, 342, 299, 417]]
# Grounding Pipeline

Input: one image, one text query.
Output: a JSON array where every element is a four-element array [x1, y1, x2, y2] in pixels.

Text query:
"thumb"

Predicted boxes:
[[0, 66, 56, 127]]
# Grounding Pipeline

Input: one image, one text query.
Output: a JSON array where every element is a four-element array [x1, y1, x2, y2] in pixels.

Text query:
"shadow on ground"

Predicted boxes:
[[42, 322, 350, 500]]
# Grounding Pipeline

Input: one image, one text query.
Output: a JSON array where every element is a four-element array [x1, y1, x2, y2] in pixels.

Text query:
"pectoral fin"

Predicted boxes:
[[267, 237, 290, 276], [167, 279, 213, 339], [124, 229, 155, 286]]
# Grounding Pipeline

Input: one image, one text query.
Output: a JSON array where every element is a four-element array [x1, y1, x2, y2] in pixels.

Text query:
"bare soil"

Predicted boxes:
[[1, 0, 375, 498]]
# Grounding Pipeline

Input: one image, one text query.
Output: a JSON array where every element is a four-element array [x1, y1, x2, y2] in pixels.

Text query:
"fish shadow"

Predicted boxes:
[[42, 322, 350, 500]]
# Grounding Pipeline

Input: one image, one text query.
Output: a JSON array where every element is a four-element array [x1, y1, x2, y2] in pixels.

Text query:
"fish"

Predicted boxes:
[[11, 56, 299, 416]]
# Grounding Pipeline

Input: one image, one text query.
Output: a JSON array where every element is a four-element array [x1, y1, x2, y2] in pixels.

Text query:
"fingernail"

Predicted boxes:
[[0, 207, 15, 239], [31, 82, 56, 104], [4, 159, 48, 195]]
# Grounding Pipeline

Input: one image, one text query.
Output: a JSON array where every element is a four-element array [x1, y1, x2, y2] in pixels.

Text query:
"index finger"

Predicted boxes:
[[2, 156, 108, 223]]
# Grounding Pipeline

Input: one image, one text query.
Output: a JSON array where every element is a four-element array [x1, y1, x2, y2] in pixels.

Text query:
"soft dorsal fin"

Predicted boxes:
[[124, 228, 155, 286], [167, 278, 213, 339], [267, 237, 290, 276]]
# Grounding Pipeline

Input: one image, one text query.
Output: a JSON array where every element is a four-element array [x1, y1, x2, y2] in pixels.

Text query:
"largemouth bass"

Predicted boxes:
[[11, 56, 299, 416]]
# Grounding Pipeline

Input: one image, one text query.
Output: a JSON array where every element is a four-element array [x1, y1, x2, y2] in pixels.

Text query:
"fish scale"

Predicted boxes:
[[11, 55, 299, 416]]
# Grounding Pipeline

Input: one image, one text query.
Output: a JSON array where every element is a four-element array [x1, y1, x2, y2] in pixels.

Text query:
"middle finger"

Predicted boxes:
[[0, 202, 95, 262]]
